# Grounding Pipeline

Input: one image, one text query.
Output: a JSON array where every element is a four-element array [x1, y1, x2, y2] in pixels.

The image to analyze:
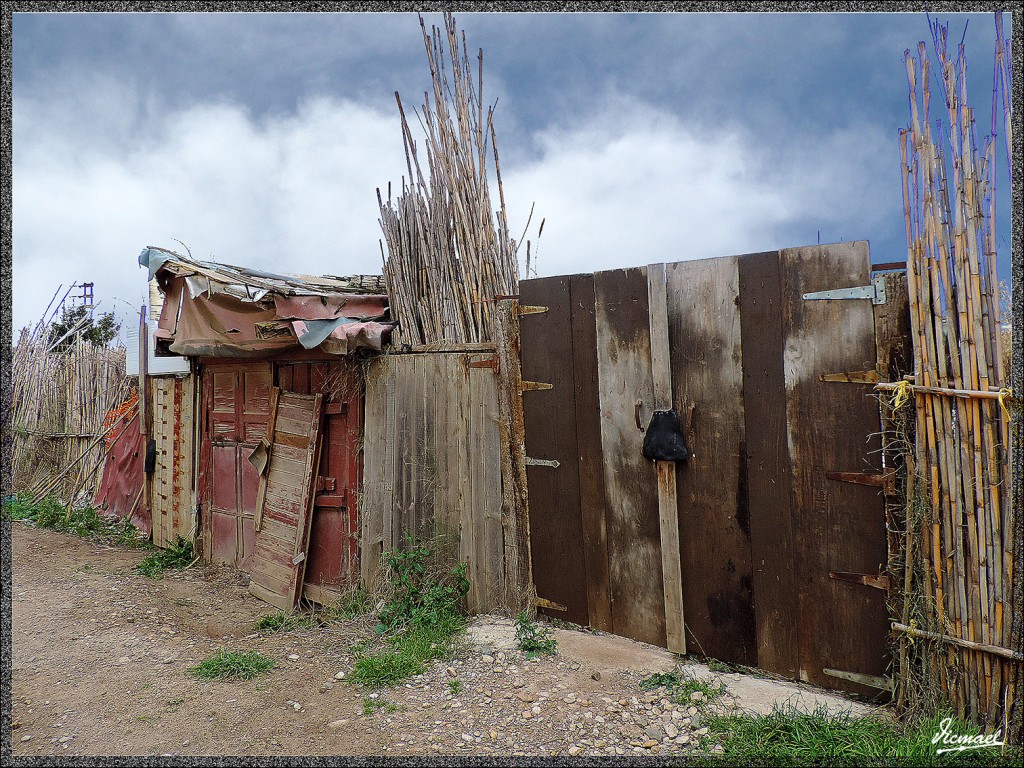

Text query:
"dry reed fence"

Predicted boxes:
[[888, 16, 1018, 732], [9, 316, 133, 508], [377, 12, 526, 348]]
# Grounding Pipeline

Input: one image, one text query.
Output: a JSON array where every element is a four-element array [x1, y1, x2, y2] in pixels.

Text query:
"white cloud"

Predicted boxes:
[[13, 85, 408, 335], [13, 83, 897, 338], [504, 96, 896, 278]]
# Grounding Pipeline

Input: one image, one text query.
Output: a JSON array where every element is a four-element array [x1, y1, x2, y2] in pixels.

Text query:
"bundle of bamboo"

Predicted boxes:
[[896, 16, 1016, 729], [378, 13, 521, 348]]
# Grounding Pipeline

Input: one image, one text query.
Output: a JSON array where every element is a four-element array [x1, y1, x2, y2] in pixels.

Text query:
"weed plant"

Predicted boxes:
[[135, 536, 193, 578], [514, 611, 557, 659], [348, 538, 469, 689]]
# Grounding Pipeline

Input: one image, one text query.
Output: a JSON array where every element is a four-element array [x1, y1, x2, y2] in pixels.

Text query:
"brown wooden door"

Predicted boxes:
[[521, 242, 894, 696], [276, 361, 364, 602], [199, 361, 272, 569]]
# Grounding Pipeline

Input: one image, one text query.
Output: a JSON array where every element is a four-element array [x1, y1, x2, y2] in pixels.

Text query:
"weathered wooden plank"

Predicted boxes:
[[248, 391, 323, 611], [594, 266, 665, 647], [520, 275, 589, 626], [648, 262, 686, 655], [779, 241, 888, 694], [475, 362, 504, 612], [569, 273, 613, 632], [360, 356, 389, 590], [738, 250, 799, 678], [667, 256, 756, 665]]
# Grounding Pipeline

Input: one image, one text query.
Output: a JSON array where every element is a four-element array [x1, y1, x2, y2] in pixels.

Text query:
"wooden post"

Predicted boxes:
[[138, 306, 151, 521], [494, 298, 534, 615], [647, 263, 686, 655]]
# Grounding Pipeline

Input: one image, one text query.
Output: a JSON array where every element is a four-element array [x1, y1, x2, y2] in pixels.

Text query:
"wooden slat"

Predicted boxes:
[[520, 275, 589, 626], [667, 256, 756, 665], [569, 273, 613, 632], [739, 250, 799, 678], [779, 242, 888, 693], [594, 266, 665, 647], [647, 262, 686, 655]]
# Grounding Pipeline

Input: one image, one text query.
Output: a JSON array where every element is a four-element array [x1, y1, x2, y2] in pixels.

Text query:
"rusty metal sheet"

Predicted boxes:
[[94, 411, 148, 533], [248, 390, 324, 611]]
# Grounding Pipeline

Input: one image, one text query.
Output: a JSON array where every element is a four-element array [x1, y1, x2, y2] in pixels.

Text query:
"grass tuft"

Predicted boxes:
[[135, 536, 193, 578], [187, 649, 275, 681], [640, 667, 725, 707]]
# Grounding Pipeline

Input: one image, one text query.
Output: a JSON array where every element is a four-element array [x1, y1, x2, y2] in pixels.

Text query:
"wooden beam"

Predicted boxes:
[[494, 298, 535, 615], [891, 622, 1024, 661], [647, 262, 686, 655]]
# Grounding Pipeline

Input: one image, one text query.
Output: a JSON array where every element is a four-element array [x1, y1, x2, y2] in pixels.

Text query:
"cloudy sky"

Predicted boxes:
[[10, 8, 1016, 337]]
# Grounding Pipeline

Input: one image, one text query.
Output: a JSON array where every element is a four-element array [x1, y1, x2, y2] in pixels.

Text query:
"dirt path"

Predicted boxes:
[[10, 522, 877, 757]]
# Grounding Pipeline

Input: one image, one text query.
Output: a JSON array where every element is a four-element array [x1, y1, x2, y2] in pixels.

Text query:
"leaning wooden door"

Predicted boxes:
[[248, 389, 324, 611]]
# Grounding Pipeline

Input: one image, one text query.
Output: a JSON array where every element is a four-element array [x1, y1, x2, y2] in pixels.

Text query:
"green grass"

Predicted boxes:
[[701, 704, 1022, 766], [362, 696, 398, 715], [349, 613, 466, 688], [135, 536, 193, 578], [4, 494, 149, 546], [347, 538, 469, 689], [640, 668, 726, 707], [448, 677, 462, 696], [187, 650, 276, 681]]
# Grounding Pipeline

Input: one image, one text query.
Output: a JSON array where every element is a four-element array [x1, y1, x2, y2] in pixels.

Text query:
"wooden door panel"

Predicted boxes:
[[249, 390, 324, 611]]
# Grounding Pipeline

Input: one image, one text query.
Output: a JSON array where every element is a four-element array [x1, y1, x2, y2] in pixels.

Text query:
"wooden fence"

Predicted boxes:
[[520, 242, 906, 696], [361, 351, 505, 613]]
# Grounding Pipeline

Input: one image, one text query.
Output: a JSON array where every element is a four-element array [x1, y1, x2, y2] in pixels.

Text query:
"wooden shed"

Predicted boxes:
[[133, 247, 392, 607]]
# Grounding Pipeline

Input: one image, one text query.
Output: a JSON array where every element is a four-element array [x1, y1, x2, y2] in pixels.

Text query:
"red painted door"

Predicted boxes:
[[276, 361, 364, 602], [199, 362, 273, 569]]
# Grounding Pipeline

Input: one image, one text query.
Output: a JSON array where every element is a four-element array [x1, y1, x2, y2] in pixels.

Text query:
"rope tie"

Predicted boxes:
[[891, 380, 913, 410], [997, 387, 1014, 421]]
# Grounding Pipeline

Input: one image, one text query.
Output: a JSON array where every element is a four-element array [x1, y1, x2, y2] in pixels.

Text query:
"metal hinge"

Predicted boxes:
[[803, 274, 887, 305], [525, 457, 560, 468]]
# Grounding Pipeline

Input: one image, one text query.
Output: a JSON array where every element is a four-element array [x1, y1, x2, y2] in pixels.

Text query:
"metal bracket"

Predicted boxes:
[[829, 570, 891, 591], [521, 381, 553, 392], [526, 457, 560, 468], [823, 668, 891, 690], [536, 597, 567, 612], [468, 356, 498, 370], [803, 274, 887, 305], [519, 305, 549, 316]]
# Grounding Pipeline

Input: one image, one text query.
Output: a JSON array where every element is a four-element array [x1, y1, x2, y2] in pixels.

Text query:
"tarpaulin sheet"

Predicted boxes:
[[94, 414, 150, 534], [163, 276, 391, 358]]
